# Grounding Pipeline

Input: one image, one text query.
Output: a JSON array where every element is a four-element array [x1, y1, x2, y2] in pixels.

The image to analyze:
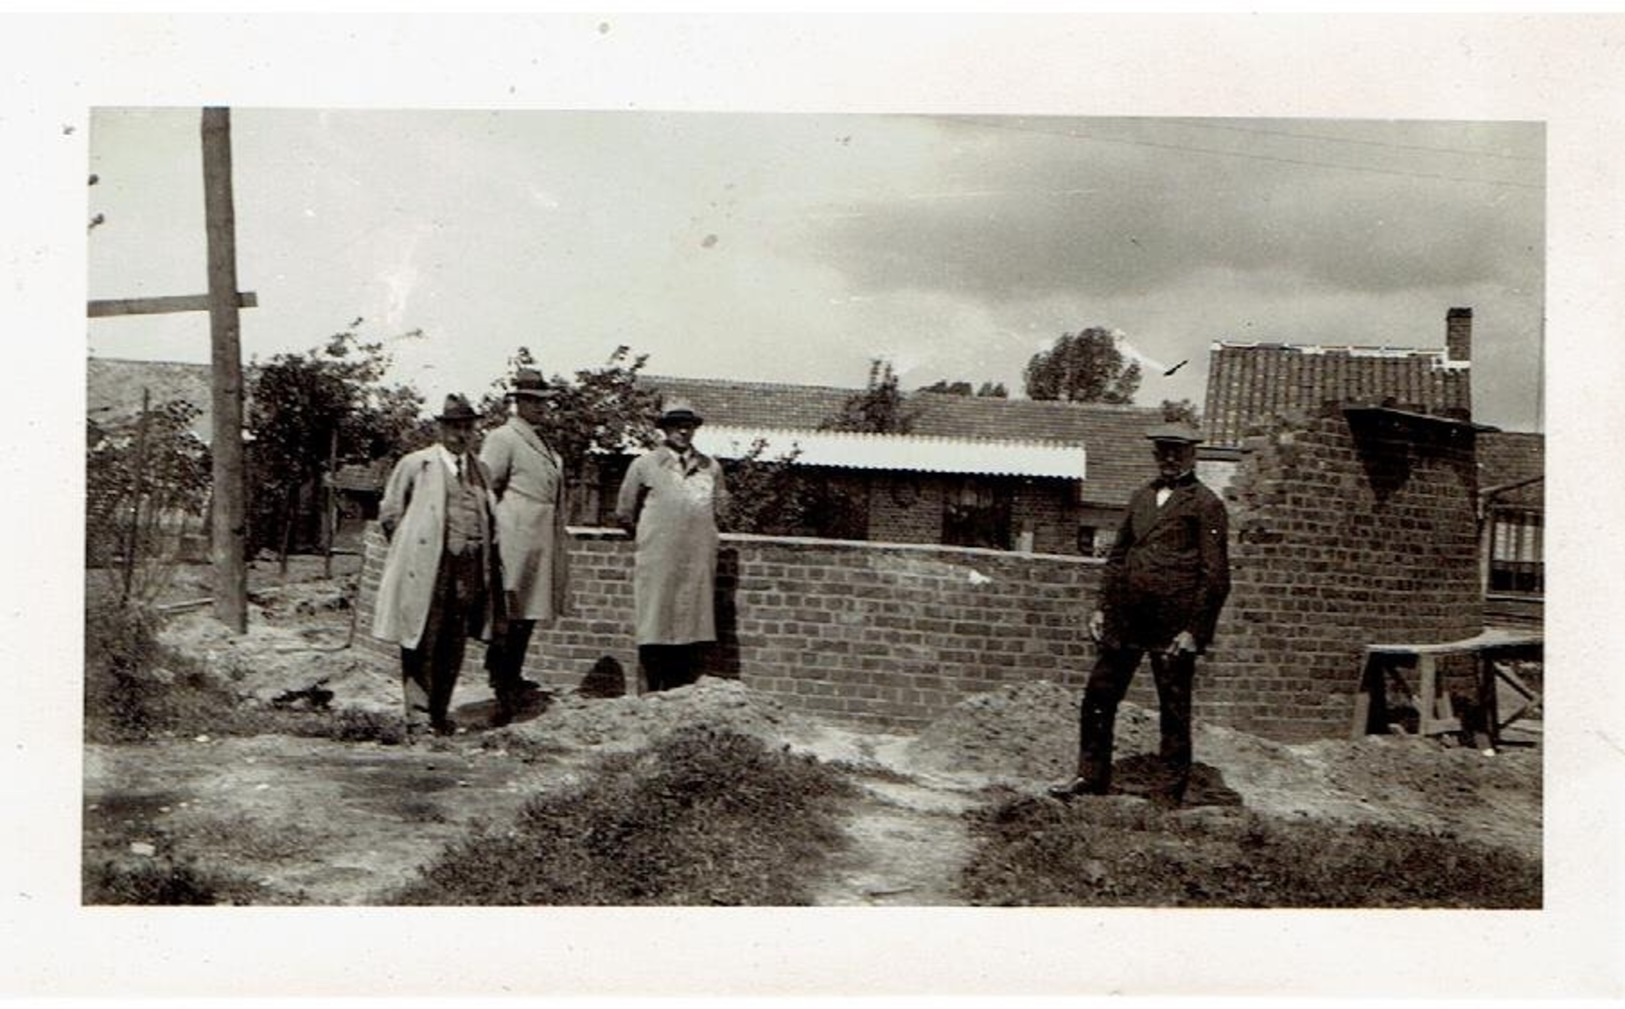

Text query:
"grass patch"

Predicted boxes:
[[392, 726, 857, 905], [82, 853, 263, 906], [958, 791, 1541, 908], [84, 602, 194, 743], [86, 594, 407, 746]]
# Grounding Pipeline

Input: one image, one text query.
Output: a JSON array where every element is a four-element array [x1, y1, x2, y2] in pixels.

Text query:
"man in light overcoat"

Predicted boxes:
[[1050, 421, 1231, 806], [371, 394, 506, 737], [480, 367, 572, 725], [614, 397, 728, 692]]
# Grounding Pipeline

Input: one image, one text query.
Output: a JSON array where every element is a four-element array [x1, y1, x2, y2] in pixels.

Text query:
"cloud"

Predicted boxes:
[[803, 117, 1542, 308]]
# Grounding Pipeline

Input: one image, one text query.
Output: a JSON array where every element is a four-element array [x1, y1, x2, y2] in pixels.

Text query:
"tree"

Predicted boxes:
[[821, 359, 918, 434], [86, 400, 212, 591], [918, 379, 1008, 398], [246, 324, 424, 560], [1023, 326, 1142, 404], [1160, 398, 1202, 428], [718, 439, 806, 535]]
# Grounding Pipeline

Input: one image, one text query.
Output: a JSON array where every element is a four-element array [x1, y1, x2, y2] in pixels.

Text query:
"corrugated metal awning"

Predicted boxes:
[[691, 425, 1088, 479]]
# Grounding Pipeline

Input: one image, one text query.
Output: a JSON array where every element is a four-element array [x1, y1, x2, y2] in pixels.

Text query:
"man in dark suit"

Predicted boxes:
[[1050, 422, 1231, 806]]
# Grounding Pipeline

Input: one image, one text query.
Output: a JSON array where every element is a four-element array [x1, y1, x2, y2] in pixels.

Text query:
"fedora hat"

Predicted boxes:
[[655, 397, 704, 429], [436, 393, 480, 423], [1144, 421, 1203, 445], [507, 367, 555, 400]]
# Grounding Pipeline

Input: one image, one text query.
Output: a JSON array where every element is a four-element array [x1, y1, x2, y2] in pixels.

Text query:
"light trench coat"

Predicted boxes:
[[614, 445, 728, 646], [370, 445, 504, 650], [480, 416, 571, 622]]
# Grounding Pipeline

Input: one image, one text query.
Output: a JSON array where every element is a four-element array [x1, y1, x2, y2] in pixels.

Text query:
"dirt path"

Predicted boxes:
[[809, 780, 976, 906], [84, 735, 558, 905], [84, 562, 1542, 907]]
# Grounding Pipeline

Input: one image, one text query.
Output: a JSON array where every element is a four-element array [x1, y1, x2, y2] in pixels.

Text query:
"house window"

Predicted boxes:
[[1076, 525, 1096, 556], [943, 479, 1012, 550], [1488, 507, 1543, 594]]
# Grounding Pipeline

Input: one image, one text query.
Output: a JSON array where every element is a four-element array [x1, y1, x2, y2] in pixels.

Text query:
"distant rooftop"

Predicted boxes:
[[1202, 309, 1475, 447], [642, 374, 1163, 503]]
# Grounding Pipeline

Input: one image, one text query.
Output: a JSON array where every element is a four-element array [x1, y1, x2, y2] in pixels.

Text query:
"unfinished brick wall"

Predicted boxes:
[[353, 406, 1482, 741], [1188, 407, 1483, 741], [356, 527, 1102, 730]]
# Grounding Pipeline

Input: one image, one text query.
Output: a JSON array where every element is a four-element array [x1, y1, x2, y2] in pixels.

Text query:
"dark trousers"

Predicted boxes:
[[400, 548, 483, 731], [639, 643, 705, 692], [486, 618, 536, 693], [1077, 645, 1196, 795]]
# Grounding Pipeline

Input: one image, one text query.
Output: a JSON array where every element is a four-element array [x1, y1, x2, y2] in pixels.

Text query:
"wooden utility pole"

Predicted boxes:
[[201, 107, 248, 634], [89, 107, 256, 634]]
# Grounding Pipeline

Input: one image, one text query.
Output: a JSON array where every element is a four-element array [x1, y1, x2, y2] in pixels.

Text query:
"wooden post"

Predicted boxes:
[[121, 387, 152, 606], [323, 428, 339, 578], [202, 107, 248, 634]]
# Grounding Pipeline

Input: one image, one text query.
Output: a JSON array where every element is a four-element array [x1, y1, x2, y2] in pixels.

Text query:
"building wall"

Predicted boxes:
[[1191, 407, 1483, 741], [866, 473, 950, 546], [357, 527, 1103, 730], [866, 473, 1106, 556], [354, 407, 1482, 740]]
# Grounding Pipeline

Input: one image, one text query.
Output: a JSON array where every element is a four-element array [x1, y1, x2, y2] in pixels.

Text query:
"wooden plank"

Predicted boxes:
[[1416, 654, 1438, 736], [88, 292, 257, 318], [1350, 691, 1371, 740], [1366, 628, 1542, 655]]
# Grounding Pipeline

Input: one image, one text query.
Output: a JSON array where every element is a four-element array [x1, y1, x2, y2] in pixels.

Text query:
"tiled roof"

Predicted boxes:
[[642, 375, 1162, 504], [87, 357, 218, 441], [1477, 431, 1543, 508], [1203, 341, 1471, 447]]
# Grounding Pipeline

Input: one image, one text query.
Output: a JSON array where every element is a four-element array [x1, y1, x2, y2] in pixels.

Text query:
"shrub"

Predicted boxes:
[[82, 855, 258, 906], [83, 602, 172, 742], [958, 791, 1540, 908], [393, 726, 856, 905]]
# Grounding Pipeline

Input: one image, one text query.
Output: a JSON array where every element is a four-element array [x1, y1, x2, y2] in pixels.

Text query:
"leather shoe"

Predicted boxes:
[[1046, 776, 1101, 800]]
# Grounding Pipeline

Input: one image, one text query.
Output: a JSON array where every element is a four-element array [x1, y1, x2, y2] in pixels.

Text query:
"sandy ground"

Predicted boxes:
[[82, 559, 1542, 905]]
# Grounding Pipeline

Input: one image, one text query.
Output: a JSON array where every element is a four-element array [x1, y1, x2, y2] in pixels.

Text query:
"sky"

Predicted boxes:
[[86, 109, 1545, 431]]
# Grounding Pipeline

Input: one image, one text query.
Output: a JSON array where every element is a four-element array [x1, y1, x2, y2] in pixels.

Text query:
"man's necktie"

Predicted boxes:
[[455, 455, 464, 484]]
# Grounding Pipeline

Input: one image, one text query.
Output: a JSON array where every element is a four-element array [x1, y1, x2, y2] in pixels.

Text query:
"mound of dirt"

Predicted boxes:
[[899, 678, 1541, 859], [157, 608, 398, 714], [490, 677, 817, 756], [906, 680, 1170, 782]]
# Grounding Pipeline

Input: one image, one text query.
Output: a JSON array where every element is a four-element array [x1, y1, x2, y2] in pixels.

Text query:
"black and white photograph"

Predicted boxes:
[[7, 12, 1624, 1001]]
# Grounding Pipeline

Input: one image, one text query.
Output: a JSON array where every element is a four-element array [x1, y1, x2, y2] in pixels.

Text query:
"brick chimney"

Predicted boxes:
[[1446, 307, 1473, 363]]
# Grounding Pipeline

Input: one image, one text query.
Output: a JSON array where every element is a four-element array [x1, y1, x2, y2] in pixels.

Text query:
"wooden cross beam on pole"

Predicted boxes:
[[88, 292, 257, 318], [87, 106, 255, 634]]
